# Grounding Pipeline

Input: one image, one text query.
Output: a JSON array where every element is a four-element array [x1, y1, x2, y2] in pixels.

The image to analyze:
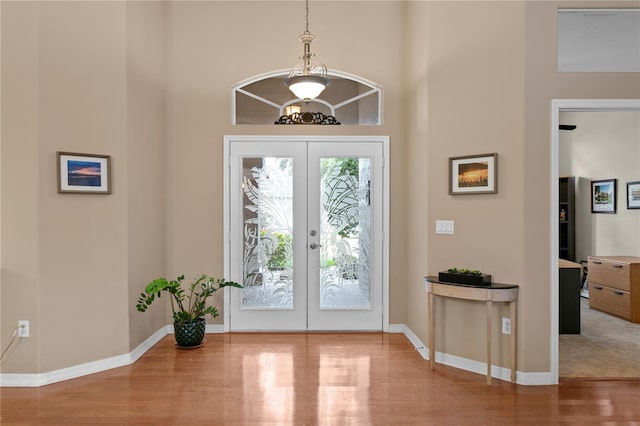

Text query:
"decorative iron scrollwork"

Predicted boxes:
[[274, 111, 341, 125]]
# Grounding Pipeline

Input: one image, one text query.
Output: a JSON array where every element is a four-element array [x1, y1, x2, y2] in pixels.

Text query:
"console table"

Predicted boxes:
[[424, 276, 519, 385]]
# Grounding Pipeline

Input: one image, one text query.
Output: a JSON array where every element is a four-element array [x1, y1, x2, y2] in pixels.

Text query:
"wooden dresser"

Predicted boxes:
[[588, 256, 640, 323]]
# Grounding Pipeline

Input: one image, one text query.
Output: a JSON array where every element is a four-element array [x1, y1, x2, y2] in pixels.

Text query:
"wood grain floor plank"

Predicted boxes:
[[2, 333, 639, 424]]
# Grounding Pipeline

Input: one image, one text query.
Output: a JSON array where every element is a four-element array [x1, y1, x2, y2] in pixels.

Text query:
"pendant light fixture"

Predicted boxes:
[[285, 0, 329, 102]]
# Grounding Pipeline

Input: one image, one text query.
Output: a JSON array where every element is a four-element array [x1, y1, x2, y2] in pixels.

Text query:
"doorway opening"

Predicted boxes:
[[550, 99, 640, 383]]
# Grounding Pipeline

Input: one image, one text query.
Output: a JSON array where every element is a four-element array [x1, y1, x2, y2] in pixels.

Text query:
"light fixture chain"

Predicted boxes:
[[305, 0, 310, 34]]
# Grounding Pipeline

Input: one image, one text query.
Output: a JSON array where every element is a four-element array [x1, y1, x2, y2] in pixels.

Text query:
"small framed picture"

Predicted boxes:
[[627, 181, 640, 209], [449, 153, 498, 195], [591, 179, 616, 214], [57, 151, 111, 194]]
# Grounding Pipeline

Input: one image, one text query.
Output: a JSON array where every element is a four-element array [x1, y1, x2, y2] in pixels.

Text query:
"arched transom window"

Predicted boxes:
[[232, 70, 382, 125]]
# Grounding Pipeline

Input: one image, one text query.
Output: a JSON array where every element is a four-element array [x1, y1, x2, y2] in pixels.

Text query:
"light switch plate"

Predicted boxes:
[[436, 220, 454, 235]]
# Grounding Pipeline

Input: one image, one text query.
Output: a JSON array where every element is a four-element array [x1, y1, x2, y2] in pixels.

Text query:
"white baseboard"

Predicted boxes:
[[516, 371, 554, 386], [389, 323, 553, 386], [0, 326, 169, 387], [1, 324, 553, 387], [131, 325, 171, 362], [389, 324, 429, 359], [0, 324, 231, 387], [205, 324, 226, 333]]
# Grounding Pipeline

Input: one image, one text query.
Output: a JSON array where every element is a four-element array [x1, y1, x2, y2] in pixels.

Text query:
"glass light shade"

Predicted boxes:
[[285, 75, 329, 102]]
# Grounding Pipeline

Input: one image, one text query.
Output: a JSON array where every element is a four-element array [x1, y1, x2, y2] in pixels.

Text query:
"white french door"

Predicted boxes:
[[226, 137, 387, 331]]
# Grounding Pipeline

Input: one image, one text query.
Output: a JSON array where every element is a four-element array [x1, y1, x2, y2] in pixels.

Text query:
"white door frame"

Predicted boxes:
[[549, 99, 640, 384], [222, 135, 390, 332]]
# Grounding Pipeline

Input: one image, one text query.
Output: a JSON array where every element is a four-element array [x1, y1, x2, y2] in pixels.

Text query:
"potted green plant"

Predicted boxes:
[[136, 274, 242, 348]]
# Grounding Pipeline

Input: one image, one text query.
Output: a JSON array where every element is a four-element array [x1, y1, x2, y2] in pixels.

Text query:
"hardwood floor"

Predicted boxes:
[[2, 333, 639, 425]]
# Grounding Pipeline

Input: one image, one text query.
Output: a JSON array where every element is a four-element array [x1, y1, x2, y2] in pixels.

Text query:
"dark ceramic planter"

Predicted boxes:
[[174, 318, 206, 347]]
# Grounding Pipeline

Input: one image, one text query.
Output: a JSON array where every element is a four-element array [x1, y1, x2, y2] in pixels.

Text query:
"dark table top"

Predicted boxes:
[[424, 276, 519, 290]]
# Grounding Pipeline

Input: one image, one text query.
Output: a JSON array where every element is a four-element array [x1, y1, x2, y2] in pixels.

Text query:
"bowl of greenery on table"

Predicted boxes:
[[438, 267, 492, 286]]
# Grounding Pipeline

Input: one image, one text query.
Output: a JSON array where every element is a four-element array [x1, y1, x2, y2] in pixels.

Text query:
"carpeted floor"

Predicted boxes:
[[559, 298, 640, 378]]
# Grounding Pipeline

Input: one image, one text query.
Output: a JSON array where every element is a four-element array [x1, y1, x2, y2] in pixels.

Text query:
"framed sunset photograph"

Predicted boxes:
[[449, 153, 498, 195], [591, 178, 616, 214], [57, 151, 111, 194]]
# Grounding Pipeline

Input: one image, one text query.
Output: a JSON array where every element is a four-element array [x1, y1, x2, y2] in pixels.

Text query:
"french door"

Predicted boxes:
[[226, 137, 386, 331]]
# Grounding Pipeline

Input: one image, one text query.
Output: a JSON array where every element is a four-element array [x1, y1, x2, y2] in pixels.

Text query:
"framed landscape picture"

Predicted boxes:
[[449, 153, 497, 195], [57, 151, 111, 194], [591, 178, 616, 214], [628, 181, 640, 209]]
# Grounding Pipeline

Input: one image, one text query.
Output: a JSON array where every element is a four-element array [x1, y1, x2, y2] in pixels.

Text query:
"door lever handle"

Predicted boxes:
[[309, 243, 322, 249]]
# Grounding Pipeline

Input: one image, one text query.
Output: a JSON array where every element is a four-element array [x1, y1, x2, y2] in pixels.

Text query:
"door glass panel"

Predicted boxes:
[[241, 157, 294, 309], [319, 158, 371, 309]]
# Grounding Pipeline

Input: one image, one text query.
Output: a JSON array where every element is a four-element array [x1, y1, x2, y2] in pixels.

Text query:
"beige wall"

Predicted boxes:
[[408, 0, 639, 373], [1, 0, 639, 378], [559, 111, 640, 261], [523, 0, 640, 372], [2, 1, 130, 373], [164, 1, 409, 323], [1, 1, 41, 373], [38, 1, 131, 372], [1, 1, 167, 373], [418, 1, 526, 366], [126, 1, 168, 349], [404, 1, 429, 342]]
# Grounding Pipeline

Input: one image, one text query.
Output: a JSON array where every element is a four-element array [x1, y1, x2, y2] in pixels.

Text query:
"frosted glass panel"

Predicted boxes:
[[241, 157, 294, 309], [319, 158, 371, 309]]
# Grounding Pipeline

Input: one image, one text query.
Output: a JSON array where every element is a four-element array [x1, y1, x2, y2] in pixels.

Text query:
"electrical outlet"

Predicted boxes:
[[18, 320, 30, 338], [501, 317, 511, 335]]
